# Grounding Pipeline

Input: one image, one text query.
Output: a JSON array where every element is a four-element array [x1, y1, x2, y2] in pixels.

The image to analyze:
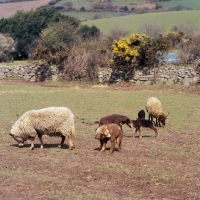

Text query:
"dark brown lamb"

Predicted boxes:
[[99, 114, 133, 129]]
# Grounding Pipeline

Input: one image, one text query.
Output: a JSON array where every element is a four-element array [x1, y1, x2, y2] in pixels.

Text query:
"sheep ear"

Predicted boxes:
[[106, 133, 111, 138], [9, 133, 14, 137], [104, 127, 111, 137], [105, 129, 111, 138]]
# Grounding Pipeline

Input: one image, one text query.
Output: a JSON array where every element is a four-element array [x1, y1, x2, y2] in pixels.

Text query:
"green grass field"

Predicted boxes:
[[0, 81, 200, 199], [159, 0, 200, 10], [55, 0, 200, 10], [55, 0, 143, 10], [0, 81, 199, 138], [62, 11, 127, 21], [82, 10, 200, 35]]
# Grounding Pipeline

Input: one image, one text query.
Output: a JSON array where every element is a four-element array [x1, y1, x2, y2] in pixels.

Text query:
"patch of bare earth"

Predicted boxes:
[[0, 80, 199, 199], [0, 0, 51, 18]]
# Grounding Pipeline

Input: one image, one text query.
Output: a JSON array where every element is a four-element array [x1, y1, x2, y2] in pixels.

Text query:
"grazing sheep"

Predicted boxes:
[[137, 109, 145, 119], [99, 114, 133, 129], [95, 124, 123, 154], [131, 119, 158, 139], [9, 107, 75, 150], [146, 97, 168, 127]]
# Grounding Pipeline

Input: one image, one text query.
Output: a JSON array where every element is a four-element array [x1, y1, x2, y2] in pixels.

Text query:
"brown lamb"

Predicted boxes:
[[99, 114, 133, 129], [95, 123, 123, 154]]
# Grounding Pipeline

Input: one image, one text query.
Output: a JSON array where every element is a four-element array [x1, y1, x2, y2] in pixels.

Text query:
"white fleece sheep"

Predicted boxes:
[[146, 97, 168, 127], [9, 107, 75, 150]]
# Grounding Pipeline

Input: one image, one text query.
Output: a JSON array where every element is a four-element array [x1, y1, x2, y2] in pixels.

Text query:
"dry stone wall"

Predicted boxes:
[[98, 66, 200, 86], [0, 64, 199, 85], [0, 64, 64, 82]]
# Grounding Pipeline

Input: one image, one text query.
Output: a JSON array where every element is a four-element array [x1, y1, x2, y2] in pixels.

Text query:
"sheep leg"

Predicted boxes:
[[117, 137, 122, 152], [30, 138, 35, 150], [100, 140, 104, 150], [134, 127, 138, 135], [101, 140, 107, 152], [110, 138, 116, 154], [138, 128, 142, 139], [58, 135, 65, 148], [68, 135, 75, 150], [155, 118, 159, 127], [38, 135, 44, 148], [150, 125, 159, 137]]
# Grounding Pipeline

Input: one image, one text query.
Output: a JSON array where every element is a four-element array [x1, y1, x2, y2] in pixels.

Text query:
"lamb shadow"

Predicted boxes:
[[135, 135, 154, 138], [123, 134, 134, 138], [94, 147, 119, 152]]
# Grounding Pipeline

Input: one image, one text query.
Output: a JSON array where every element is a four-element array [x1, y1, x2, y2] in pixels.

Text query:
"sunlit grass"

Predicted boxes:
[[0, 82, 200, 134]]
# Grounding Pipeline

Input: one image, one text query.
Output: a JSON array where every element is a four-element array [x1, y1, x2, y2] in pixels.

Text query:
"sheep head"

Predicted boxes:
[[158, 113, 169, 126], [95, 125, 111, 140]]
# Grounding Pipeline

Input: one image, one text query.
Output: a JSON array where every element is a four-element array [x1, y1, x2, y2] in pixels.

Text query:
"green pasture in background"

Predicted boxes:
[[82, 10, 200, 35]]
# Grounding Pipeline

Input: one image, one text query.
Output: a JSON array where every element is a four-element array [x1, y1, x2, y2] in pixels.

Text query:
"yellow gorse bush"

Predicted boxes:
[[110, 33, 151, 66], [110, 31, 185, 71]]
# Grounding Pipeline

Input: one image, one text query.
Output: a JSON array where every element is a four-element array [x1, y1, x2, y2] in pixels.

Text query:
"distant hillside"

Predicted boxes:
[[82, 10, 200, 36], [0, 0, 50, 18]]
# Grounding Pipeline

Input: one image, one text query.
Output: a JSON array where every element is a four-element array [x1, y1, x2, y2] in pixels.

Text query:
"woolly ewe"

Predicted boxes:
[[146, 97, 168, 127], [9, 107, 75, 150]]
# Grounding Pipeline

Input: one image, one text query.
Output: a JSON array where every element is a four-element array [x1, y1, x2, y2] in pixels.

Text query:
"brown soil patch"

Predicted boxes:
[[0, 0, 51, 18]]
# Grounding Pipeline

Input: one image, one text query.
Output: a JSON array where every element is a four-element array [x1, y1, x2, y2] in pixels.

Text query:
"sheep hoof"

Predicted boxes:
[[30, 147, 34, 150], [58, 144, 62, 148]]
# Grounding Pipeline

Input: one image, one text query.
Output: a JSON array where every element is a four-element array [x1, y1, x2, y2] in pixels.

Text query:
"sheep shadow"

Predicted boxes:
[[10, 143, 70, 149]]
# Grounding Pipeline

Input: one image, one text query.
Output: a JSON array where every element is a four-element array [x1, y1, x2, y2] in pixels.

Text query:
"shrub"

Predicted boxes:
[[110, 32, 184, 76], [179, 35, 200, 65], [78, 25, 100, 40], [64, 38, 112, 82], [40, 20, 80, 52], [0, 34, 16, 62]]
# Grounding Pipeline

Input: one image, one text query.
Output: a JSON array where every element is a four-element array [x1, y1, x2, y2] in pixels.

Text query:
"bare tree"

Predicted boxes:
[[138, 21, 165, 37], [171, 21, 199, 37], [0, 34, 16, 62], [105, 28, 130, 45]]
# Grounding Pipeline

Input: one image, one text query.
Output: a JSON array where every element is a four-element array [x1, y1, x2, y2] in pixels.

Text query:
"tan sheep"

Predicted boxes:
[[9, 107, 75, 150], [146, 97, 168, 127]]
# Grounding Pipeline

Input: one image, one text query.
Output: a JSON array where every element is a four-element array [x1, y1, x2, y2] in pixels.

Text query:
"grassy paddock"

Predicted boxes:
[[0, 82, 199, 134], [0, 60, 29, 66], [0, 81, 200, 199]]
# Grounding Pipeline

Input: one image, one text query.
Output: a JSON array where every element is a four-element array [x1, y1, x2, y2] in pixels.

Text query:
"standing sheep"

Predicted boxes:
[[9, 107, 75, 150], [146, 97, 168, 127]]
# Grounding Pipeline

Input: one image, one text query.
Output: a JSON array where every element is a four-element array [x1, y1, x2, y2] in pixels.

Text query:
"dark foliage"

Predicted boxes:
[[78, 25, 100, 40], [0, 8, 80, 59]]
